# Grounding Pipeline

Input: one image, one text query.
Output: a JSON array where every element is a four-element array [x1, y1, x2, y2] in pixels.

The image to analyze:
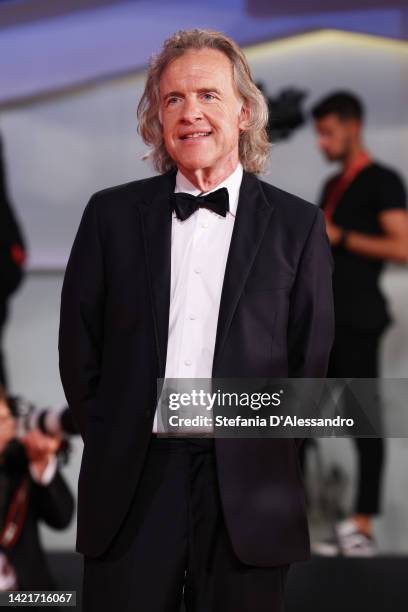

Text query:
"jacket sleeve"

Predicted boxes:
[[287, 207, 335, 449], [30, 467, 75, 530], [2, 440, 74, 530], [58, 194, 106, 442]]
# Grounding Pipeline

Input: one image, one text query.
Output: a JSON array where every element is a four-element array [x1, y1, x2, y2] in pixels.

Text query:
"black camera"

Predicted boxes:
[[256, 83, 308, 142]]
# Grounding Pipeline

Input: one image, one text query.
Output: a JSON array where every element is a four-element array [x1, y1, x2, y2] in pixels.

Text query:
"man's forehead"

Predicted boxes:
[[317, 113, 344, 126], [160, 49, 233, 89]]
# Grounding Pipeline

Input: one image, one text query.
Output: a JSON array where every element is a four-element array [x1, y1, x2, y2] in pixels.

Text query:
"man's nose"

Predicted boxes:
[[180, 96, 203, 123]]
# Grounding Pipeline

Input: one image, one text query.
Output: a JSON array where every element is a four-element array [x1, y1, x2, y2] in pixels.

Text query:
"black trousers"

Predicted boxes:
[[82, 435, 290, 612], [299, 325, 385, 515]]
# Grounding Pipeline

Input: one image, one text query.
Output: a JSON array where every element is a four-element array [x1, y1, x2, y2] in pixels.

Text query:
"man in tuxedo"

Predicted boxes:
[[58, 28, 335, 612]]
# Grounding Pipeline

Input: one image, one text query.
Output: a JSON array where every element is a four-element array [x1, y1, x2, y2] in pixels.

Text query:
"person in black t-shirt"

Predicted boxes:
[[305, 91, 408, 556], [0, 133, 27, 390]]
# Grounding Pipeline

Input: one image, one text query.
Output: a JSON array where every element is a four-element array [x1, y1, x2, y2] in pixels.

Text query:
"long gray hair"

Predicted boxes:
[[137, 28, 271, 174]]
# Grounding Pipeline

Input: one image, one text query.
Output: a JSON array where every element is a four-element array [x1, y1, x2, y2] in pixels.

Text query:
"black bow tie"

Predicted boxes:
[[171, 187, 229, 221]]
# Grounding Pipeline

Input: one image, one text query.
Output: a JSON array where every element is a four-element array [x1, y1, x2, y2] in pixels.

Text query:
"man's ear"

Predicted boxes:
[[238, 101, 251, 131], [352, 118, 362, 140]]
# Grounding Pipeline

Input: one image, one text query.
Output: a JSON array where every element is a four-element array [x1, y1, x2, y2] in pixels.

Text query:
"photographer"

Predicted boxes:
[[0, 383, 75, 591]]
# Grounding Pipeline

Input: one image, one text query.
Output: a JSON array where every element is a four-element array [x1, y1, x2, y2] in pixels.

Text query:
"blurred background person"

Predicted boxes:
[[302, 91, 408, 556], [0, 133, 27, 390], [0, 382, 75, 591]]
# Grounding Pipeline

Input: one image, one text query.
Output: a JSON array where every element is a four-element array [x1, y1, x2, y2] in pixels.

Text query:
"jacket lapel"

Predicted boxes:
[[212, 171, 275, 373], [139, 169, 176, 379]]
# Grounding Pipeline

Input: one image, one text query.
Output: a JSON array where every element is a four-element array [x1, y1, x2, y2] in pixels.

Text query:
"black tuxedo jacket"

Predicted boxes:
[[58, 169, 335, 567]]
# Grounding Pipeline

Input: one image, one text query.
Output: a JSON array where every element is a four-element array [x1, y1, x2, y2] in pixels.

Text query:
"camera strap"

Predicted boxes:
[[0, 476, 30, 549]]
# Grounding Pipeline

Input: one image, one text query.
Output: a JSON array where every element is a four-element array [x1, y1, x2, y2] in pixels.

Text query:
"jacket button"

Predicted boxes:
[[145, 409, 151, 418]]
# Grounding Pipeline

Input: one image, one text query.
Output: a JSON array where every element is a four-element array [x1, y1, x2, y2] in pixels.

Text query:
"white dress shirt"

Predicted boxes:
[[152, 161, 244, 433]]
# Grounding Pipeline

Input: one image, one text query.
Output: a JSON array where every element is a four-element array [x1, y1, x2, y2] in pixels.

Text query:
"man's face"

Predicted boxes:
[[314, 113, 359, 162], [159, 48, 248, 175]]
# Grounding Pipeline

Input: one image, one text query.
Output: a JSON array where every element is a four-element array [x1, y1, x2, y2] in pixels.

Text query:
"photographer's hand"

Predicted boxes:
[[21, 429, 61, 481]]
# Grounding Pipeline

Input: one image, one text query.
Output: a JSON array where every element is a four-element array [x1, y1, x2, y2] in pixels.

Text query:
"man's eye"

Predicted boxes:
[[167, 97, 179, 106], [202, 93, 215, 101]]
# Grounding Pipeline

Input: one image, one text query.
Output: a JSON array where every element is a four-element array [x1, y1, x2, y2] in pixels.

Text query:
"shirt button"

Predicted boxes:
[[194, 267, 201, 274], [188, 314, 196, 320], [200, 220, 208, 228], [184, 359, 192, 366]]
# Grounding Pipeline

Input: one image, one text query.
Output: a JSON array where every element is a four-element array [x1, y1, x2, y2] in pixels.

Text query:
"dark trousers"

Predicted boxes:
[[299, 325, 384, 515], [82, 435, 290, 612]]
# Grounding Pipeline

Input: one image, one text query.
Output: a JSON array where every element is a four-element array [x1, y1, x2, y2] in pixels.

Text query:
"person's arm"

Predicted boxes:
[[337, 209, 408, 263], [287, 208, 335, 450], [30, 464, 75, 530], [328, 169, 408, 263], [58, 194, 106, 442], [28, 454, 58, 485], [1, 437, 74, 529]]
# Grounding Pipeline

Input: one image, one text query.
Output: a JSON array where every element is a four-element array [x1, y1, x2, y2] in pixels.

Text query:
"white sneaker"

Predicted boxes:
[[312, 518, 378, 557], [336, 518, 378, 557]]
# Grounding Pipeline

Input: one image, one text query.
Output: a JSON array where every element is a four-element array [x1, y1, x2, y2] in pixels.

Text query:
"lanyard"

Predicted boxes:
[[323, 151, 372, 221]]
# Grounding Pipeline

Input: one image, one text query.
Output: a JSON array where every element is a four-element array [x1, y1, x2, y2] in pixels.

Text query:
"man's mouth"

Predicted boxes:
[[179, 131, 212, 140]]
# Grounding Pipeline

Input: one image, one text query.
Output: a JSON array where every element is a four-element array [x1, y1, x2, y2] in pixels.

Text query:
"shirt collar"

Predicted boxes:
[[174, 162, 243, 217]]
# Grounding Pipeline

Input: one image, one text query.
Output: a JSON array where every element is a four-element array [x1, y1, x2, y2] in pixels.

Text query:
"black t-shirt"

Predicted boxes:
[[0, 135, 27, 301], [318, 162, 407, 332]]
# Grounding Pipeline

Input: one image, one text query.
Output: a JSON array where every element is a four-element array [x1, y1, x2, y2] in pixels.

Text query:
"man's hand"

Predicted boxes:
[[324, 218, 343, 246], [0, 404, 17, 454], [21, 429, 62, 480], [325, 210, 408, 262]]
